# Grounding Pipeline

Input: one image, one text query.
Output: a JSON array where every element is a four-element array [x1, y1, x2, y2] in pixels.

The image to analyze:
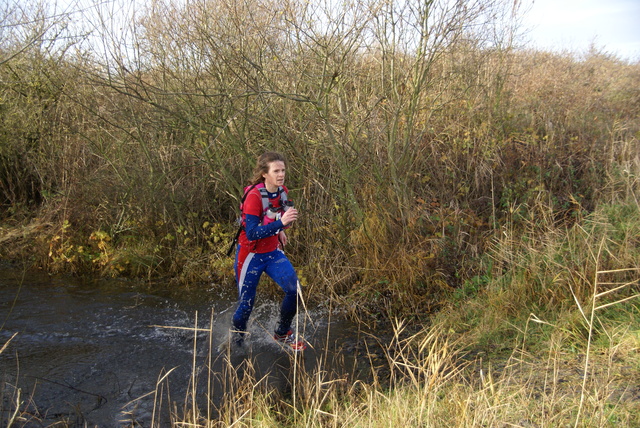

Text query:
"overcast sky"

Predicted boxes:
[[521, 0, 640, 61], [44, 0, 640, 62]]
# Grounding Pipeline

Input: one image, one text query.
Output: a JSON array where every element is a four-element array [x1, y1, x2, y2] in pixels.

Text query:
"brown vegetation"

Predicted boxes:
[[2, 1, 639, 426], [0, 0, 638, 317]]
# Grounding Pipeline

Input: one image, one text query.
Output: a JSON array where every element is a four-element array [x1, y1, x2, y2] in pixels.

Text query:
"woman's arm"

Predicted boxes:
[[244, 214, 284, 241], [242, 191, 298, 241]]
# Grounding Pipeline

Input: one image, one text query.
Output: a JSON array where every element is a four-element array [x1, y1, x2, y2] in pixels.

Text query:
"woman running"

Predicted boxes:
[[231, 151, 305, 351]]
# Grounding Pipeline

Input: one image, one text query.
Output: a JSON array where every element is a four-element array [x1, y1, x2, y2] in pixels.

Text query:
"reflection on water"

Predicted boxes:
[[0, 266, 370, 427]]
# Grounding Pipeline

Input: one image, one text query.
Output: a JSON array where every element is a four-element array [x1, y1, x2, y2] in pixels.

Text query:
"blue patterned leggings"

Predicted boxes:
[[232, 246, 299, 337]]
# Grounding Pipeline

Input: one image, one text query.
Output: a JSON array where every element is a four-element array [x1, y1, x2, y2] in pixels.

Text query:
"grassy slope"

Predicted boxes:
[[163, 200, 638, 427]]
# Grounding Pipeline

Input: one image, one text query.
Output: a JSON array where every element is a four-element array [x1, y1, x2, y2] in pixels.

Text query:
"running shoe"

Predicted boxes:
[[273, 330, 307, 351]]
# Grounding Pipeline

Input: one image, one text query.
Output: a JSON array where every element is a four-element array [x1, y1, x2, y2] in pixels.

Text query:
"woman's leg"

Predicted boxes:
[[232, 247, 264, 336], [265, 250, 300, 336]]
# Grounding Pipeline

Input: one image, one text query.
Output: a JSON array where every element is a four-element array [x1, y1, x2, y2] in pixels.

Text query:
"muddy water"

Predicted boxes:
[[0, 266, 370, 427]]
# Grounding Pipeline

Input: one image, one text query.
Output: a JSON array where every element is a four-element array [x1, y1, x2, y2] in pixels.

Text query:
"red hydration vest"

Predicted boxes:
[[240, 182, 290, 226], [237, 183, 290, 253]]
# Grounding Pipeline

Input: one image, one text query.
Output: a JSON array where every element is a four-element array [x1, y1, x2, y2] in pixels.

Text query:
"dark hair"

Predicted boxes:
[[249, 151, 288, 185]]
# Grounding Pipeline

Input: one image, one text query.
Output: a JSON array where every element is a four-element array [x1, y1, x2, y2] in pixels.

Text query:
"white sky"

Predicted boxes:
[[521, 0, 640, 61], [40, 0, 640, 62]]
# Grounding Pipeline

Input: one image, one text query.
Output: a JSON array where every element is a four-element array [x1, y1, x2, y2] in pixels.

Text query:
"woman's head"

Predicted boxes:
[[250, 151, 288, 185]]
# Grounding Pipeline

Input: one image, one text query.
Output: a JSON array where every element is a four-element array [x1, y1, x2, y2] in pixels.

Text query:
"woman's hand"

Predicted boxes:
[[281, 207, 298, 226], [278, 231, 288, 247]]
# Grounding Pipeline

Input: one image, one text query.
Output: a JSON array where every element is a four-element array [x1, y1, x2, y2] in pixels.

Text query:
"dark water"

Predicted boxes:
[[0, 266, 369, 427]]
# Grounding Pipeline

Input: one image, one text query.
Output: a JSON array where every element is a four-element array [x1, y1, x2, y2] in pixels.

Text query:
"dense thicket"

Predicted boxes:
[[1, 0, 638, 320]]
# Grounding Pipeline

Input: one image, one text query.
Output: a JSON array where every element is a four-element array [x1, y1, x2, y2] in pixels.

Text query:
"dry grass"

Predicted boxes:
[[140, 219, 638, 427], [146, 197, 639, 427], [153, 290, 637, 427]]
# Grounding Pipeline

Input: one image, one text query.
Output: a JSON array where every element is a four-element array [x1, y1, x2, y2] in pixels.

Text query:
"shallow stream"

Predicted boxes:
[[0, 265, 371, 427]]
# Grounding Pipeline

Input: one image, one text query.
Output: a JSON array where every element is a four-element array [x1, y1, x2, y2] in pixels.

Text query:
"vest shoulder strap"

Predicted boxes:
[[258, 187, 271, 211], [257, 186, 287, 211]]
